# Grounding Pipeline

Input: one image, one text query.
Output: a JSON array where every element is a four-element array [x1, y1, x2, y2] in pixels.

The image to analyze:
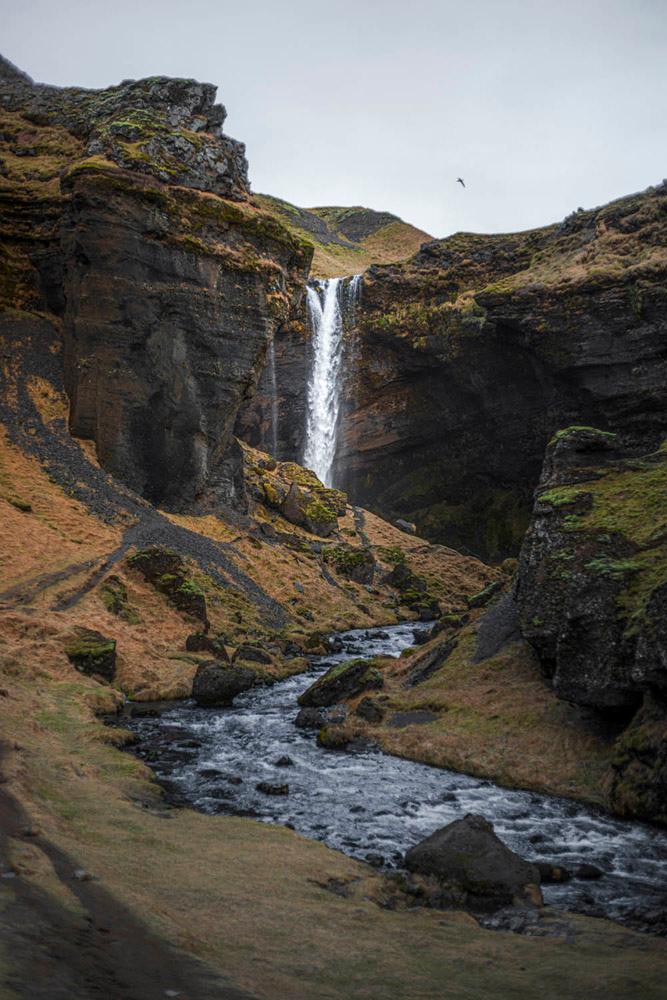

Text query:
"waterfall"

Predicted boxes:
[[303, 275, 361, 487], [267, 337, 279, 458]]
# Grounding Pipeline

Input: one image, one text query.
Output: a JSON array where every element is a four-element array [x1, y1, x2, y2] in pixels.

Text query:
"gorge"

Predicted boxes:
[[0, 51, 666, 1000]]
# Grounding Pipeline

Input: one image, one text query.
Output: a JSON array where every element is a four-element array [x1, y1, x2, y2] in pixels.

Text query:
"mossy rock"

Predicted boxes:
[[65, 629, 116, 682], [99, 575, 141, 623], [323, 545, 375, 584], [128, 547, 208, 625], [298, 658, 383, 708], [467, 581, 502, 609]]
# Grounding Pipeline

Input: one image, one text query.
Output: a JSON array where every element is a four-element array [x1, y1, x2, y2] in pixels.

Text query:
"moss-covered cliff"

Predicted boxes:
[[329, 184, 667, 560]]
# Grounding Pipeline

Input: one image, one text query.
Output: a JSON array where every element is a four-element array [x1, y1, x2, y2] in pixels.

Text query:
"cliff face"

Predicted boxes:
[[0, 60, 312, 509], [325, 186, 666, 560], [515, 426, 667, 823]]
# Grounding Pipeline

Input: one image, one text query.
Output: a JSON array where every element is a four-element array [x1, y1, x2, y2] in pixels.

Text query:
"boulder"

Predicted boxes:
[[191, 664, 256, 707], [294, 707, 325, 729], [575, 863, 604, 880], [274, 755, 294, 767], [298, 659, 383, 708], [404, 814, 542, 907], [317, 726, 352, 750], [467, 581, 502, 609], [65, 629, 116, 682], [280, 483, 338, 537], [232, 643, 273, 665], [128, 547, 209, 627]]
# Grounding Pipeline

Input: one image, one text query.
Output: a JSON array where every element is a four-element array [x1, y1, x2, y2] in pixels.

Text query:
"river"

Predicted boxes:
[[124, 622, 667, 932]]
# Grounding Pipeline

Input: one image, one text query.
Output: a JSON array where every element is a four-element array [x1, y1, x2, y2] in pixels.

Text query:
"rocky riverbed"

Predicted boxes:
[[122, 623, 667, 935]]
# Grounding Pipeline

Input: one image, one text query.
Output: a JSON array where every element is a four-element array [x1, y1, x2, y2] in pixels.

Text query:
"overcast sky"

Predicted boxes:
[[3, 0, 665, 237]]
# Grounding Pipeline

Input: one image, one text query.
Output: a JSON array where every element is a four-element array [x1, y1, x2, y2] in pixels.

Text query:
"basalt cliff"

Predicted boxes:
[[1, 54, 667, 1000]]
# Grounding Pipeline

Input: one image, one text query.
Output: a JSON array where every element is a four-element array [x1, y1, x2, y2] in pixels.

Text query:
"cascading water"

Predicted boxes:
[[303, 275, 362, 487]]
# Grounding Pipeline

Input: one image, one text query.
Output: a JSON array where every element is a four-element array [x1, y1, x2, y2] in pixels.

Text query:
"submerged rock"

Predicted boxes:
[[405, 814, 542, 907], [256, 782, 289, 796], [534, 861, 572, 884]]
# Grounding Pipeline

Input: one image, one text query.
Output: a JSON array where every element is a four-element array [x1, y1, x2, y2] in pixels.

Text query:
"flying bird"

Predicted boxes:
[[457, 177, 466, 188]]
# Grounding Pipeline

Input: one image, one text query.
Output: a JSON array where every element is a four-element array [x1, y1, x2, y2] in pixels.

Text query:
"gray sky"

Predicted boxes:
[[3, 0, 665, 237]]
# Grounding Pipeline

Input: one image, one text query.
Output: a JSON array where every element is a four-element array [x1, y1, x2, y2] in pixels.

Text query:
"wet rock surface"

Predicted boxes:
[[192, 665, 257, 707], [405, 813, 541, 907], [123, 623, 667, 933]]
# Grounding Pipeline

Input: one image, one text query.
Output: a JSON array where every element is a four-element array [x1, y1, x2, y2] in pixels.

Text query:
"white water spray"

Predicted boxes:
[[303, 276, 361, 486]]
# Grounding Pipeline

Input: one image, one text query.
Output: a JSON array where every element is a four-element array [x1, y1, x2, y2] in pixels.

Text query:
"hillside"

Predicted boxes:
[[255, 194, 432, 277]]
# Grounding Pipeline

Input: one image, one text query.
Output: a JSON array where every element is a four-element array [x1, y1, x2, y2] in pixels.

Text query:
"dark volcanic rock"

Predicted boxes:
[[0, 62, 312, 513], [516, 426, 667, 825], [298, 659, 383, 708], [534, 861, 572, 884], [516, 428, 666, 712], [294, 707, 325, 729], [128, 547, 209, 626], [191, 664, 256, 707], [185, 633, 230, 660], [65, 629, 116, 682], [405, 814, 542, 907], [256, 782, 289, 796], [232, 643, 273, 665]]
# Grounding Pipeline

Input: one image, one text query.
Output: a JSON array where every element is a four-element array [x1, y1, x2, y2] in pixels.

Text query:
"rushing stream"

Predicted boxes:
[[125, 623, 667, 932]]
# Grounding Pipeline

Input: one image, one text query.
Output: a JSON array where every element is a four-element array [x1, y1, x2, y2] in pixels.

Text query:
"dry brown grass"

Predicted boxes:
[[347, 624, 615, 807]]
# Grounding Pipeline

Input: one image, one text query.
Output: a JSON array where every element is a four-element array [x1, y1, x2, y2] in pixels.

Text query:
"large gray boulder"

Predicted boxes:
[[192, 665, 256, 707], [404, 814, 541, 907]]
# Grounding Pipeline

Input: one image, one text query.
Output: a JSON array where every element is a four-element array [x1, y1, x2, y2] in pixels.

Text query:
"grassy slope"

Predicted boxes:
[[254, 194, 432, 278], [333, 620, 615, 807]]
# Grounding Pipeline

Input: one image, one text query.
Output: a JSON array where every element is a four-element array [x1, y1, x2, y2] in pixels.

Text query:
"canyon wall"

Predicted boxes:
[[243, 184, 667, 561], [0, 57, 312, 510]]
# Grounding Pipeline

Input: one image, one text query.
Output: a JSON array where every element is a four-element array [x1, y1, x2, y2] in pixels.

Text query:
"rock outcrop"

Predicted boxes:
[[515, 425, 667, 822], [516, 427, 666, 712], [0, 60, 312, 510]]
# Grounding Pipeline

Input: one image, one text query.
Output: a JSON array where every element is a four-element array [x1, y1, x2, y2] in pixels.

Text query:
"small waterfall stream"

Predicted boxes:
[[303, 275, 362, 487]]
